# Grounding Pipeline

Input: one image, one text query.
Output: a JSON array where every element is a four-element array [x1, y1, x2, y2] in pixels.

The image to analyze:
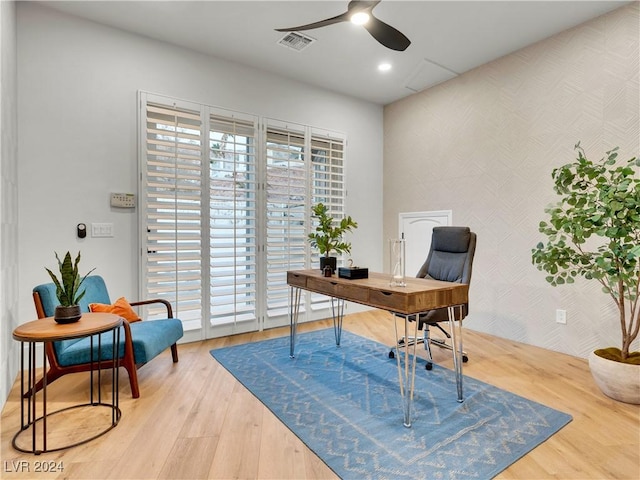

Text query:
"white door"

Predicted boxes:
[[399, 211, 452, 277]]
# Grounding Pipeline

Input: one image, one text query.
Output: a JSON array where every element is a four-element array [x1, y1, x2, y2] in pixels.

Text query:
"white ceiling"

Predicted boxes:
[[37, 0, 630, 105]]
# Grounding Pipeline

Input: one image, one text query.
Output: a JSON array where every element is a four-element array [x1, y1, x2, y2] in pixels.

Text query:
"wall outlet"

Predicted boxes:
[[556, 309, 567, 324]]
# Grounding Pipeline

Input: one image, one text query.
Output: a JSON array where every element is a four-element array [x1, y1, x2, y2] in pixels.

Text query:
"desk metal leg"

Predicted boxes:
[[289, 286, 302, 358], [448, 305, 464, 402], [330, 297, 345, 347], [393, 313, 419, 428]]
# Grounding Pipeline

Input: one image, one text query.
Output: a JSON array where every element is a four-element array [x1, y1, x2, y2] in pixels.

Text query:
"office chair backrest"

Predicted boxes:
[[417, 226, 475, 284], [416, 226, 476, 320]]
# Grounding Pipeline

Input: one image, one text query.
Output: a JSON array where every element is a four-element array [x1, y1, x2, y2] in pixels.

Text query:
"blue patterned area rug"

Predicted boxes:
[[210, 329, 571, 480]]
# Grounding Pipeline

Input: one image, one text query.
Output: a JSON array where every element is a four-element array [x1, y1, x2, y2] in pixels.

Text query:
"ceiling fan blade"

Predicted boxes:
[[275, 12, 350, 32], [363, 16, 411, 51], [346, 0, 381, 12]]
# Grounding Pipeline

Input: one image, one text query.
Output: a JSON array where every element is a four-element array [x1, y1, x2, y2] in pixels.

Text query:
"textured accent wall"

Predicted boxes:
[[383, 3, 639, 358]]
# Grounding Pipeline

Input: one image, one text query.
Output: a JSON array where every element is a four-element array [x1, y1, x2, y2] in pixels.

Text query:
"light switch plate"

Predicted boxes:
[[91, 223, 114, 238]]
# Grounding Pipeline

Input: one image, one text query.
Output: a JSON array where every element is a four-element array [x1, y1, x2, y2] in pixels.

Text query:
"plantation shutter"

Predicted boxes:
[[209, 111, 259, 330], [310, 130, 346, 251], [309, 130, 347, 310], [264, 121, 308, 319], [143, 98, 204, 330]]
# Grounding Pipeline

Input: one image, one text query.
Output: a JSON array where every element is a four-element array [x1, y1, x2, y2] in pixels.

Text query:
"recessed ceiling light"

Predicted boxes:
[[350, 12, 370, 25], [378, 63, 392, 72]]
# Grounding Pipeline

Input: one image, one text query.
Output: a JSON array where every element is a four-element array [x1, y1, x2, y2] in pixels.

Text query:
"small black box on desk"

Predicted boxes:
[[338, 267, 369, 279]]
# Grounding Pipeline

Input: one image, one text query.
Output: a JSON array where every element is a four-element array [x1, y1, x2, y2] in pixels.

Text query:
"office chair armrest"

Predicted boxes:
[[129, 299, 174, 318]]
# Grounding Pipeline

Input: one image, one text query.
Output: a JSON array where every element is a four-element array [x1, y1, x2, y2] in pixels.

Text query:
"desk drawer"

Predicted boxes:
[[336, 283, 369, 304], [368, 289, 407, 312], [287, 272, 308, 288], [307, 277, 339, 296]]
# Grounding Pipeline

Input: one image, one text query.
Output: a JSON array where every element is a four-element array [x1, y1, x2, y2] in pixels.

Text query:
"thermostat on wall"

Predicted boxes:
[[110, 192, 136, 208]]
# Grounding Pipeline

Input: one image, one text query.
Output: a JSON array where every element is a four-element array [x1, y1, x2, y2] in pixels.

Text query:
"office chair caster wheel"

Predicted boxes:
[[388, 350, 395, 359], [425, 362, 433, 370], [463, 355, 469, 363]]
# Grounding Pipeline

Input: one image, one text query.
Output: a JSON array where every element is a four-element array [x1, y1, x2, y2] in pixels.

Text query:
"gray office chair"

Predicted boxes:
[[389, 226, 476, 370]]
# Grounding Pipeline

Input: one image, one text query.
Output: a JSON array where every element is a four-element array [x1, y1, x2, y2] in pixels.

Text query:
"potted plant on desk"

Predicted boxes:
[[308, 202, 358, 273], [46, 251, 95, 323], [532, 142, 640, 403]]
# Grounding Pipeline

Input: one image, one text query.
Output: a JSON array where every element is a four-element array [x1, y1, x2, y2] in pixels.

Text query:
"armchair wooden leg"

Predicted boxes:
[[171, 344, 179, 363], [121, 359, 140, 399], [120, 320, 140, 398], [120, 344, 139, 398]]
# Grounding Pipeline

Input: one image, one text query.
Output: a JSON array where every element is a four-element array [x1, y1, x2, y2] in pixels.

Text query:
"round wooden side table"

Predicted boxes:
[[12, 312, 123, 454]]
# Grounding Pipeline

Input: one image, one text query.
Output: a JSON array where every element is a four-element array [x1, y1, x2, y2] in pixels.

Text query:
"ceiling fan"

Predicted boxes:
[[275, 1, 411, 52]]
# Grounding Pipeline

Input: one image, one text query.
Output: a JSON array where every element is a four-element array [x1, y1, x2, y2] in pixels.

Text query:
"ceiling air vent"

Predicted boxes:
[[277, 32, 315, 52]]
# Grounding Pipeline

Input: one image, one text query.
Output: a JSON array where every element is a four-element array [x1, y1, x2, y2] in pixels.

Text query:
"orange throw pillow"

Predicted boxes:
[[89, 297, 141, 322]]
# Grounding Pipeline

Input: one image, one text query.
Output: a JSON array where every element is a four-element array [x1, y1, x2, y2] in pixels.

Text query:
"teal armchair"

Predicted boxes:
[[32, 275, 183, 398]]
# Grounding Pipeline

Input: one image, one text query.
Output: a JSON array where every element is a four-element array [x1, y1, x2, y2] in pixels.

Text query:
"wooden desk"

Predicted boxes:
[[287, 269, 468, 427], [12, 313, 123, 454]]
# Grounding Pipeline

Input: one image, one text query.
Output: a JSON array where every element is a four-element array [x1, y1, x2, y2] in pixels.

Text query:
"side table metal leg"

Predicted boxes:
[[28, 342, 36, 452], [41, 341, 47, 453], [97, 331, 102, 405], [112, 326, 118, 424], [19, 342, 25, 429], [90, 335, 95, 404]]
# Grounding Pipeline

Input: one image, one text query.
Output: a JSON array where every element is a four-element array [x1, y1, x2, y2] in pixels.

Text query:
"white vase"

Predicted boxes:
[[588, 351, 640, 404]]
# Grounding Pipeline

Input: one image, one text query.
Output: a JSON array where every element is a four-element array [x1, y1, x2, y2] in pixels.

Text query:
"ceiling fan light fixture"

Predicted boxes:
[[350, 12, 370, 25], [275, 1, 410, 51]]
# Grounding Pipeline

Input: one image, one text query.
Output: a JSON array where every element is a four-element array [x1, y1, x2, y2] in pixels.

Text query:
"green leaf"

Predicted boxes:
[[45, 251, 94, 306], [532, 143, 640, 357]]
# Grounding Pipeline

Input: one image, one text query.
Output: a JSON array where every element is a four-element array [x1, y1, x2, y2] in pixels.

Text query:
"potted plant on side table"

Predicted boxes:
[[308, 202, 358, 273], [532, 142, 640, 403], [46, 251, 95, 323]]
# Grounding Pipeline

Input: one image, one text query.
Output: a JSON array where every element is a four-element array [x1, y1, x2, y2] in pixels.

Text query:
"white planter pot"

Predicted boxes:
[[588, 351, 640, 404]]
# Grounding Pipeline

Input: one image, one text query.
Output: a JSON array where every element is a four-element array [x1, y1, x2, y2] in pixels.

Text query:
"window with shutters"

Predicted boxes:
[[140, 92, 347, 339], [209, 112, 258, 328], [264, 121, 308, 320], [308, 133, 345, 312], [143, 99, 203, 331]]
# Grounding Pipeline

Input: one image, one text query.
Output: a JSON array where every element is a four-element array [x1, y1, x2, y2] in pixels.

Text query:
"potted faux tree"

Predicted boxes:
[[308, 202, 358, 273], [532, 142, 640, 403], [46, 251, 95, 323]]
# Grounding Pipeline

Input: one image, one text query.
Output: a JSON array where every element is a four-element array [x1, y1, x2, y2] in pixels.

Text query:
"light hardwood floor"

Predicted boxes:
[[1, 310, 639, 479]]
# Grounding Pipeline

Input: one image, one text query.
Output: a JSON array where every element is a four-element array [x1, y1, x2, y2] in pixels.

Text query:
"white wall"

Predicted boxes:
[[1, 0, 19, 406], [383, 3, 640, 359], [15, 4, 382, 343]]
